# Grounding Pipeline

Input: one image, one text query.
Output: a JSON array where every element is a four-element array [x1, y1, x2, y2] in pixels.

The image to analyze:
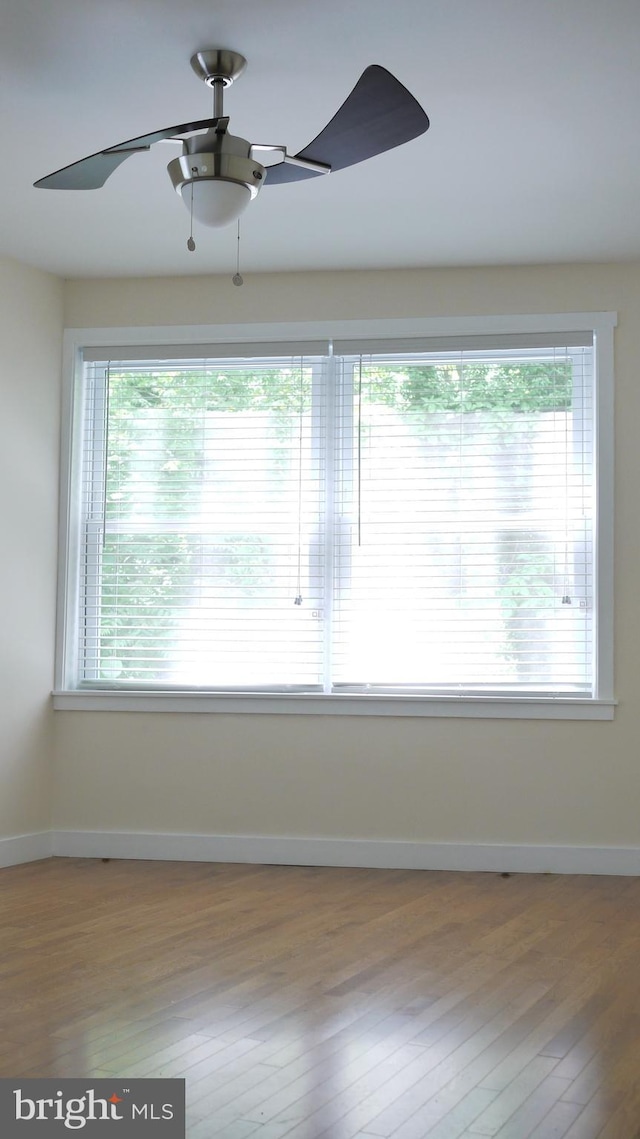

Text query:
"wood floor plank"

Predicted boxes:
[[2, 859, 640, 1137], [526, 1098, 584, 1139], [558, 1012, 640, 1105], [468, 1056, 561, 1135], [355, 1001, 559, 1139], [488, 1073, 573, 1138], [352, 981, 551, 1138], [239, 976, 546, 1138], [476, 977, 605, 1094], [390, 1087, 498, 1139]]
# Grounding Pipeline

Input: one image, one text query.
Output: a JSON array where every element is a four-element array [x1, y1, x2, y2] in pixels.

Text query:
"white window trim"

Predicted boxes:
[[55, 312, 617, 720]]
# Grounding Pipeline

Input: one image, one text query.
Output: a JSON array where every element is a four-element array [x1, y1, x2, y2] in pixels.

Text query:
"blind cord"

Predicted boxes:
[[562, 348, 572, 604], [357, 356, 363, 547], [102, 363, 110, 550], [294, 358, 304, 605]]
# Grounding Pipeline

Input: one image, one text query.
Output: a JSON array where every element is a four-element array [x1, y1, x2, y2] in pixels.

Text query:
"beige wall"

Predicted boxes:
[[0, 257, 63, 838], [54, 264, 640, 847]]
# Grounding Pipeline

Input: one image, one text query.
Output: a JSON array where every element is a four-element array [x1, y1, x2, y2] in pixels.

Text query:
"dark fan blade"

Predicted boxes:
[[265, 65, 429, 186], [34, 118, 218, 190]]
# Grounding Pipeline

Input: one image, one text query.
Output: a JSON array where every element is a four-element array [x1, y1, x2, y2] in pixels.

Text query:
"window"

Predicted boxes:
[[56, 316, 615, 717]]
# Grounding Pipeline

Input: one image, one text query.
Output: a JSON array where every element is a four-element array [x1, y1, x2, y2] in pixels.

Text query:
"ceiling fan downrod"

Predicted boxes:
[[189, 49, 248, 116]]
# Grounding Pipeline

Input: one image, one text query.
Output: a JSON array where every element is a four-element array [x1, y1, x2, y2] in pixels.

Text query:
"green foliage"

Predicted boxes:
[[106, 366, 310, 523], [99, 533, 196, 680], [109, 359, 572, 419], [110, 365, 311, 415], [99, 532, 272, 680], [362, 362, 572, 413], [496, 538, 557, 677]]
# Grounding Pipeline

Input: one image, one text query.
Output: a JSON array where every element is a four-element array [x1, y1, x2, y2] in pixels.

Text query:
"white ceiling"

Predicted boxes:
[[3, 0, 640, 279]]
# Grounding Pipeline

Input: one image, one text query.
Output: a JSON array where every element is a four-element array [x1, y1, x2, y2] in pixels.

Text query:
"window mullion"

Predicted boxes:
[[320, 353, 339, 692], [330, 358, 356, 694]]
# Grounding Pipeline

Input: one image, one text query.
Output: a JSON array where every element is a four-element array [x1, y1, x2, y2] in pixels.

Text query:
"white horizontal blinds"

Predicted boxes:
[[77, 335, 597, 696], [80, 356, 326, 689], [332, 344, 594, 695]]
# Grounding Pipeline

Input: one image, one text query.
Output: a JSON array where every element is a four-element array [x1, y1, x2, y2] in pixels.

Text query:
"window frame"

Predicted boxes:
[[54, 312, 616, 720]]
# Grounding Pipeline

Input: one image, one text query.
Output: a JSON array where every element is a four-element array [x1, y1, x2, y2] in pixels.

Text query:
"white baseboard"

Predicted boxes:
[[50, 830, 640, 876], [0, 831, 53, 868]]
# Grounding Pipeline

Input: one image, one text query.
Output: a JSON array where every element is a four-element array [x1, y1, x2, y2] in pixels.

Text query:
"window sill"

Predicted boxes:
[[52, 690, 616, 720]]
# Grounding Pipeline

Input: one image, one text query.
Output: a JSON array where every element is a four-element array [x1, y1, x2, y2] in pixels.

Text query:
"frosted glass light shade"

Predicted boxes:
[[181, 179, 252, 228]]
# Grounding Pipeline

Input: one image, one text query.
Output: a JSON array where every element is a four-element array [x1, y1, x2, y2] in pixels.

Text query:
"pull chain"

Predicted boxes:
[[187, 177, 196, 252], [232, 219, 243, 286]]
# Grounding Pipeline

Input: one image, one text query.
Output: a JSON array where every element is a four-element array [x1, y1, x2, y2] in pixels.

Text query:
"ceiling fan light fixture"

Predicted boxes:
[[180, 178, 252, 228], [168, 146, 265, 228]]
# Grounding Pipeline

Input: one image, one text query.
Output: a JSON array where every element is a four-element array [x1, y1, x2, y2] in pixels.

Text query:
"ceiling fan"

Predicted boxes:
[[34, 49, 430, 234]]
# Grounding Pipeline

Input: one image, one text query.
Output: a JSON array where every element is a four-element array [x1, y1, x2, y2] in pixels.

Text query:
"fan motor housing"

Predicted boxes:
[[168, 152, 265, 197], [167, 131, 265, 200]]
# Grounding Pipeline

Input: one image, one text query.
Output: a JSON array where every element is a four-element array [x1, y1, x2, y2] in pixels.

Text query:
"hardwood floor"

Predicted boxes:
[[1, 858, 639, 1138]]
